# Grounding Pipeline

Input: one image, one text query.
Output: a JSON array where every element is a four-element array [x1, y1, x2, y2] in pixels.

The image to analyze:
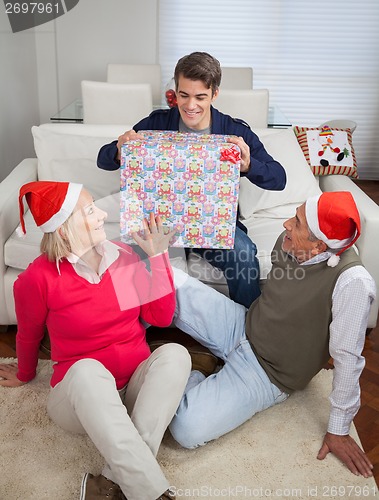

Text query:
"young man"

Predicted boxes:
[[169, 191, 376, 479], [97, 52, 286, 308]]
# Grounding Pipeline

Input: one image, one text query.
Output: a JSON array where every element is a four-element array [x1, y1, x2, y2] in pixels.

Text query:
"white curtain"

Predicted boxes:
[[158, 0, 379, 179]]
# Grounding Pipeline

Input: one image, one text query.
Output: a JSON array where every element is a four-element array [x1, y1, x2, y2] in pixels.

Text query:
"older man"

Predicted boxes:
[[170, 191, 376, 478]]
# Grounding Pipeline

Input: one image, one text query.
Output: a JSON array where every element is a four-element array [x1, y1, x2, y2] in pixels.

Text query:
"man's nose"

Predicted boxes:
[[187, 97, 197, 109]]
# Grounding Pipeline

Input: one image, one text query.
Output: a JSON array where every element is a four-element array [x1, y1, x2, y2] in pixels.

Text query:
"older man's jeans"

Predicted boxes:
[[169, 268, 288, 449], [190, 226, 260, 308]]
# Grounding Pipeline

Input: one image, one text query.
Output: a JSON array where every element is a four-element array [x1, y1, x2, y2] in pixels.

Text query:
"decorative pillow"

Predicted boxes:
[[293, 125, 358, 178], [238, 128, 321, 220]]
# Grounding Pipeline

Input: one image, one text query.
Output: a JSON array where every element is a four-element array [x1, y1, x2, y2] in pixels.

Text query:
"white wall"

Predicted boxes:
[[37, 0, 158, 123], [58, 0, 158, 107], [0, 0, 158, 180], [0, 9, 40, 181]]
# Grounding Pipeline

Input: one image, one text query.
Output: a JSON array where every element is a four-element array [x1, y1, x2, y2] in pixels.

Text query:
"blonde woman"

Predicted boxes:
[[0, 181, 190, 500]]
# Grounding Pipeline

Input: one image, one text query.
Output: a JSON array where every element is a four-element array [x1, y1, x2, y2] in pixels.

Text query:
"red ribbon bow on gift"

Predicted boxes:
[[220, 146, 241, 164]]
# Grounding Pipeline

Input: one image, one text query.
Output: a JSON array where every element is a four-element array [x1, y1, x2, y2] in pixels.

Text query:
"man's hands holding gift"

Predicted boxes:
[[227, 136, 251, 173], [116, 129, 144, 161], [132, 212, 176, 257]]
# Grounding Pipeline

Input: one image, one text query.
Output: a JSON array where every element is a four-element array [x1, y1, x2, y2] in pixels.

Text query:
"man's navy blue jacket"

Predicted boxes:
[[97, 106, 286, 232]]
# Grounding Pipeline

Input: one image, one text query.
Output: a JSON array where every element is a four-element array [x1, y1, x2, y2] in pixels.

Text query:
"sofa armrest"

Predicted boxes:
[[0, 159, 37, 325], [0, 159, 38, 249], [319, 175, 379, 327]]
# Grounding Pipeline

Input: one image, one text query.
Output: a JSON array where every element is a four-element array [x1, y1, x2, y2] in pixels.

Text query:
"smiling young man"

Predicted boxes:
[[97, 52, 286, 308], [169, 191, 376, 479]]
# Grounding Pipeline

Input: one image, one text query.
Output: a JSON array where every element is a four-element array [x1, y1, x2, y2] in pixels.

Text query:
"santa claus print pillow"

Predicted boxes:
[[294, 125, 358, 178]]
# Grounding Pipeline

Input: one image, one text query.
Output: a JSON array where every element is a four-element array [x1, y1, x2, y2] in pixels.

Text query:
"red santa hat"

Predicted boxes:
[[17, 181, 83, 235], [305, 191, 361, 267]]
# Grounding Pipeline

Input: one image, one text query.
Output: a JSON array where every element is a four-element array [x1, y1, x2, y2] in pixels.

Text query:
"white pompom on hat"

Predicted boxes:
[[305, 191, 361, 267], [17, 181, 83, 235]]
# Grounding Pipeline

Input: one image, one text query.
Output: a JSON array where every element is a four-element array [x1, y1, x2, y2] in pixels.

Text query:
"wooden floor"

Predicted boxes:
[[352, 180, 379, 487], [1, 179, 379, 486]]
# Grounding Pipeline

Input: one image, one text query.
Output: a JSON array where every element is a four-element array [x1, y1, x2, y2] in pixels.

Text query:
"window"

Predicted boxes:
[[159, 0, 379, 179]]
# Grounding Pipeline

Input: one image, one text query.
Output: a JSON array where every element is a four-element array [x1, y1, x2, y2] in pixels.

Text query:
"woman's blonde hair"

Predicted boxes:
[[40, 213, 83, 262]]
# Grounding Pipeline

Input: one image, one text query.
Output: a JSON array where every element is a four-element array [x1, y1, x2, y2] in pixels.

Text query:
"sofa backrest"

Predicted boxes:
[[32, 123, 132, 201], [238, 128, 322, 220], [32, 124, 321, 222]]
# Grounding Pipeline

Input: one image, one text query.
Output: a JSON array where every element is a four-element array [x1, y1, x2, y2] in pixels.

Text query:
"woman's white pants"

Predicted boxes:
[[47, 343, 191, 500]]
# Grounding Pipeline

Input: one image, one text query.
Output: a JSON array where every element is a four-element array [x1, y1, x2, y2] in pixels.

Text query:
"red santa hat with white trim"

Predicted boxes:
[[17, 181, 83, 236], [305, 191, 361, 267]]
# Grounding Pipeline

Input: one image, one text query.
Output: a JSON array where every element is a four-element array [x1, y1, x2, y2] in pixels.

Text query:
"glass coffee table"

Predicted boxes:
[[50, 99, 83, 122], [51, 99, 291, 128]]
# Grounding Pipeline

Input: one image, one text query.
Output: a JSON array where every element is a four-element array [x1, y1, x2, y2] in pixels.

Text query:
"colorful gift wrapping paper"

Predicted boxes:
[[120, 131, 241, 249]]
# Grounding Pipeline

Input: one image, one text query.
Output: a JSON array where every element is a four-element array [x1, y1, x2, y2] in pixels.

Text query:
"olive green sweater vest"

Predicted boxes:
[[245, 232, 361, 394]]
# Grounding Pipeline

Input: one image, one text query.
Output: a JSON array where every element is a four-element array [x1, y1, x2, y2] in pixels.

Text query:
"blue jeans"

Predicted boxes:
[[169, 268, 288, 449], [190, 226, 260, 308]]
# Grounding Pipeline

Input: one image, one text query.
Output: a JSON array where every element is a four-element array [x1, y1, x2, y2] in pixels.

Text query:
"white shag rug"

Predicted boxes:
[[0, 359, 377, 500]]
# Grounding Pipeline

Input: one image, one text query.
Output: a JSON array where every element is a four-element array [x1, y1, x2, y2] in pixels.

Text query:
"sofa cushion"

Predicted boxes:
[[293, 125, 358, 178], [238, 128, 321, 220], [243, 216, 288, 279], [5, 211, 42, 270]]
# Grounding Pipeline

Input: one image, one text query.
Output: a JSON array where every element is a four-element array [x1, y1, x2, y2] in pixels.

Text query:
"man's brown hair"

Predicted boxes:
[[174, 52, 222, 96]]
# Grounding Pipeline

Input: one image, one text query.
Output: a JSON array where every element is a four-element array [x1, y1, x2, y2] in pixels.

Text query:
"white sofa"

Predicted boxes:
[[1, 123, 378, 328]]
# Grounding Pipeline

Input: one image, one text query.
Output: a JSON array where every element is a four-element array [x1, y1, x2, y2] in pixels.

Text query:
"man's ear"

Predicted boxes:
[[212, 88, 219, 101], [311, 239, 327, 256]]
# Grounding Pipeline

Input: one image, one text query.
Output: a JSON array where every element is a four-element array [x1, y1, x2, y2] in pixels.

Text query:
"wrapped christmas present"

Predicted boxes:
[[120, 131, 241, 249]]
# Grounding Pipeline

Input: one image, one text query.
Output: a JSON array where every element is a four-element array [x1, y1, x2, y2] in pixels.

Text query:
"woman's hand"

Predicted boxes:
[[0, 362, 26, 388], [132, 212, 176, 257]]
